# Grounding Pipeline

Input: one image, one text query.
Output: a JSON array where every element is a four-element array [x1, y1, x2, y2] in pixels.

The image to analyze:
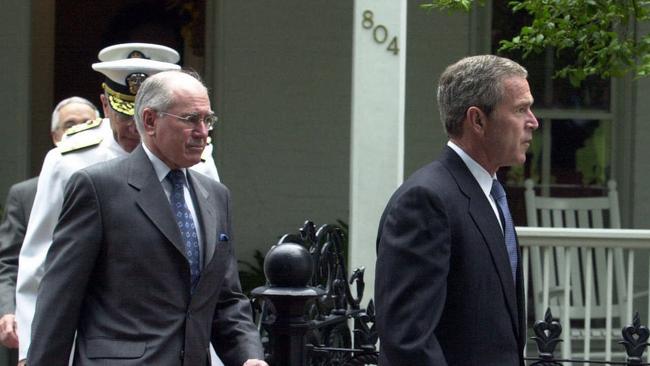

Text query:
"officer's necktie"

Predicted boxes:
[[167, 169, 201, 292], [491, 179, 518, 282]]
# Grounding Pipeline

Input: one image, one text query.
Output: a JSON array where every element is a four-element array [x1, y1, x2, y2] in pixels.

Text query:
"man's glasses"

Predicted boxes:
[[158, 111, 218, 130]]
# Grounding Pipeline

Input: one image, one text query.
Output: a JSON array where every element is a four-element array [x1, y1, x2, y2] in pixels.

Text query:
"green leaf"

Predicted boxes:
[[422, 0, 650, 85]]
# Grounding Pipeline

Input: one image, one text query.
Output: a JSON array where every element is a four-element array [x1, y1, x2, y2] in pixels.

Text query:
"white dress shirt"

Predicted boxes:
[[447, 141, 503, 230]]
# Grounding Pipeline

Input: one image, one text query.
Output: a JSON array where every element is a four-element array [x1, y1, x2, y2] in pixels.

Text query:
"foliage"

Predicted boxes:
[[421, 0, 485, 12], [421, 0, 650, 86], [238, 249, 266, 296]]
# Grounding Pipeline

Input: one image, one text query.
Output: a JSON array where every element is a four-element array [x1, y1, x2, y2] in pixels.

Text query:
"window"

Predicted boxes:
[[491, 0, 614, 224]]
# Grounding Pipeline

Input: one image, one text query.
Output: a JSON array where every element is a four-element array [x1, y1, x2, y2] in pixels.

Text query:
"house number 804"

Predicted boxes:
[[362, 10, 399, 55]]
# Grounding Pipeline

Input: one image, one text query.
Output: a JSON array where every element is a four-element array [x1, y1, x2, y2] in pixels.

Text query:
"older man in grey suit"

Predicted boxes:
[[27, 70, 266, 366]]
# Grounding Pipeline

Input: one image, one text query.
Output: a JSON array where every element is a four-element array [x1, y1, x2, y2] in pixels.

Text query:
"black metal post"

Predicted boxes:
[[251, 242, 325, 366]]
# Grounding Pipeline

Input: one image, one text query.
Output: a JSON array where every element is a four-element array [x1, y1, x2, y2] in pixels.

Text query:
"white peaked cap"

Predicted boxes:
[[92, 58, 180, 87], [97, 42, 180, 64]]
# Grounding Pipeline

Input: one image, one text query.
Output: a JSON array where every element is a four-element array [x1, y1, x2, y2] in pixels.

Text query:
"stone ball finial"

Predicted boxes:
[[264, 243, 313, 287]]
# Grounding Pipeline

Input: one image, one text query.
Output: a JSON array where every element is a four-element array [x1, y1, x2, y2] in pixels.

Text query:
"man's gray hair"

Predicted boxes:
[[437, 55, 528, 137], [134, 69, 207, 135], [51, 96, 100, 132]]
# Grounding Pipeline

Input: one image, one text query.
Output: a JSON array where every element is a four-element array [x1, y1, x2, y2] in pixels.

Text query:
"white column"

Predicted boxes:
[[349, 0, 407, 305]]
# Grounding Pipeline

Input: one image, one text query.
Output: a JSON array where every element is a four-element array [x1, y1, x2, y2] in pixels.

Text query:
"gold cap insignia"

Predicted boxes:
[[126, 73, 147, 94]]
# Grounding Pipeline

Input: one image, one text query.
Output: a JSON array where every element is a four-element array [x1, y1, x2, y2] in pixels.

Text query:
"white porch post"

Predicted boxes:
[[349, 0, 407, 305]]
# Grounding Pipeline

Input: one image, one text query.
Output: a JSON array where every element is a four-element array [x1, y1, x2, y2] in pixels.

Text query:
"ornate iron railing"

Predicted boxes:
[[251, 220, 650, 366], [251, 221, 378, 366], [525, 308, 650, 365]]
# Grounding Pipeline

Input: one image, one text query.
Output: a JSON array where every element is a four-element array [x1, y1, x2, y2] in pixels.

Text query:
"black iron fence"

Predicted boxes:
[[251, 221, 377, 366], [525, 308, 650, 365], [251, 221, 650, 366]]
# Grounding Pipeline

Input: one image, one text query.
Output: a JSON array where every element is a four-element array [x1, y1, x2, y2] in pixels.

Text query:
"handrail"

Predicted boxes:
[[516, 227, 650, 249]]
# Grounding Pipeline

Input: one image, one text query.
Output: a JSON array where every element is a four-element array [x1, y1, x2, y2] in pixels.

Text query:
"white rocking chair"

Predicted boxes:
[[523, 179, 638, 361]]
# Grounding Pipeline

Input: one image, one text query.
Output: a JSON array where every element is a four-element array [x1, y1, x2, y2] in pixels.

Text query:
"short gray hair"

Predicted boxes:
[[437, 55, 528, 137], [51, 96, 100, 132], [134, 69, 207, 135]]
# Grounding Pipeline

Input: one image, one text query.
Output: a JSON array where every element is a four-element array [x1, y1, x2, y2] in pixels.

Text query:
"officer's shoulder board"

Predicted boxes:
[[65, 117, 103, 136], [201, 136, 212, 162], [58, 135, 103, 155], [58, 117, 104, 154]]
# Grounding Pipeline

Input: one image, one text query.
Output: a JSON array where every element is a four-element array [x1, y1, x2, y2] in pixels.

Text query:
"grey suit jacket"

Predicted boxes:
[[28, 146, 263, 366], [0, 177, 38, 315], [375, 146, 525, 366]]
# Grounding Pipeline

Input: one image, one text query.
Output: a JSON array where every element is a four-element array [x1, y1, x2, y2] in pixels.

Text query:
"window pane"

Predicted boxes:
[[504, 118, 611, 225], [509, 119, 612, 186]]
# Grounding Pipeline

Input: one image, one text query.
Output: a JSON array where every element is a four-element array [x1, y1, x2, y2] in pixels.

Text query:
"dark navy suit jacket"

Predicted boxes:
[[375, 146, 525, 366], [0, 177, 37, 316]]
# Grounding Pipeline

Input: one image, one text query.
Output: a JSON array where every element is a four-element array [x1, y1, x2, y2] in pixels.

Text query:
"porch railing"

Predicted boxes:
[[518, 226, 650, 363], [251, 222, 650, 365]]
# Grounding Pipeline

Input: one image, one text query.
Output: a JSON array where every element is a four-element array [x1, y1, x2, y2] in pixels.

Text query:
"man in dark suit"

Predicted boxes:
[[0, 97, 98, 362], [375, 55, 539, 366], [27, 70, 266, 366], [0, 177, 37, 352]]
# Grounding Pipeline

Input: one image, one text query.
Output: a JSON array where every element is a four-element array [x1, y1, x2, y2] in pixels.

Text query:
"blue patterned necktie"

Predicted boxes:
[[491, 179, 518, 282], [167, 169, 201, 292]]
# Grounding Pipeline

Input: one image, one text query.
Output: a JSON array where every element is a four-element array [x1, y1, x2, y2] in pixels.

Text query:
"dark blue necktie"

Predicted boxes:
[[491, 179, 518, 282], [167, 169, 201, 291]]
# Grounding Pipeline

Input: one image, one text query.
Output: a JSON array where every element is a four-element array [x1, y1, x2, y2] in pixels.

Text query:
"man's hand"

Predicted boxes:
[[243, 359, 269, 366], [17, 360, 26, 366], [0, 313, 18, 348]]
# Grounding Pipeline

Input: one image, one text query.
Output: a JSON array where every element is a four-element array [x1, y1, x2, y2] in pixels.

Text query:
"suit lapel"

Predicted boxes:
[[440, 147, 520, 338], [187, 171, 218, 265], [127, 146, 187, 258]]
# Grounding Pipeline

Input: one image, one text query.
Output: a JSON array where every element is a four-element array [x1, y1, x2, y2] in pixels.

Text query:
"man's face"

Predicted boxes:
[[101, 94, 140, 153], [145, 77, 211, 169], [52, 103, 97, 144], [483, 76, 539, 169]]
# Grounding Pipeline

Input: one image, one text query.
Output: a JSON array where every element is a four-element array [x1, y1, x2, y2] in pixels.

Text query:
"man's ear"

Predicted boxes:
[[142, 108, 157, 135], [99, 94, 110, 116], [51, 131, 61, 146], [466, 106, 485, 133]]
